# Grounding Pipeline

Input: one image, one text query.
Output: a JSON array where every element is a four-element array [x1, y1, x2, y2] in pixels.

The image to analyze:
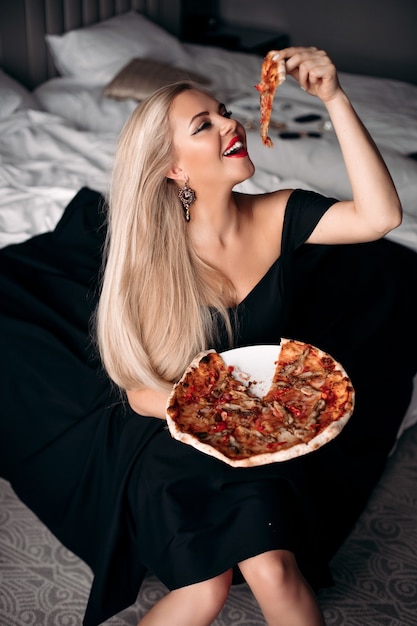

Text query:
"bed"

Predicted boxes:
[[1, 1, 417, 624]]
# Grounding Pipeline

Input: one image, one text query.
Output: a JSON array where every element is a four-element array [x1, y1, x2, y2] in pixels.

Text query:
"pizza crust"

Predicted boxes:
[[166, 341, 355, 468]]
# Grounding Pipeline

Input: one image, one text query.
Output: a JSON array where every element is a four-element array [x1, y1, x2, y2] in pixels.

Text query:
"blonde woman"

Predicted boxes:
[[94, 46, 407, 626]]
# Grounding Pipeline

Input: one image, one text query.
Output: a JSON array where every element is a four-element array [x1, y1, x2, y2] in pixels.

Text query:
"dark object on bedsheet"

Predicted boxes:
[[1, 187, 417, 625]]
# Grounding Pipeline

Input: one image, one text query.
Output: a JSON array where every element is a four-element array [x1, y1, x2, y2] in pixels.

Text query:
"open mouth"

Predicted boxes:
[[223, 138, 248, 158]]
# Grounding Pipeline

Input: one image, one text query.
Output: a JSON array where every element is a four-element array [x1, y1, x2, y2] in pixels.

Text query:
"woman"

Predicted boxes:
[[95, 46, 404, 625]]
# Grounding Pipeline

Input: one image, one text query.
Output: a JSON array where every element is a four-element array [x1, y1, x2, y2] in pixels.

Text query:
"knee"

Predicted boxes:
[[200, 569, 234, 611], [139, 569, 234, 625], [238, 551, 324, 626], [239, 549, 301, 591], [174, 568, 233, 619]]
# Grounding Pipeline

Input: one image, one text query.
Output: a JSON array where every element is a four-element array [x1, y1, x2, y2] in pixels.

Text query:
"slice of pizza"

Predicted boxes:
[[255, 50, 286, 147], [264, 338, 355, 445]]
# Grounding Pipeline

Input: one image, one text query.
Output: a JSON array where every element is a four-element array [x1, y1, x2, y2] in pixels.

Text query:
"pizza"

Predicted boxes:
[[255, 50, 286, 147], [166, 338, 355, 467]]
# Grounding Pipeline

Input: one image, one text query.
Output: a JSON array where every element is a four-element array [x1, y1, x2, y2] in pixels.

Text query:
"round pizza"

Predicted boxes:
[[166, 338, 355, 467]]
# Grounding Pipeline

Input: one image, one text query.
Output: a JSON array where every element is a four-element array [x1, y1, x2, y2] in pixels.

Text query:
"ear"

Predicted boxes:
[[166, 165, 186, 182]]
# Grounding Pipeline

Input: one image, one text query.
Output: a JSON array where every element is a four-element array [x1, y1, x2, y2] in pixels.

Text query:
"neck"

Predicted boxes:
[[188, 190, 240, 247]]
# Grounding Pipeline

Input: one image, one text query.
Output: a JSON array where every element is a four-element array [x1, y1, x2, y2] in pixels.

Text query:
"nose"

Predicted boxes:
[[219, 114, 238, 135]]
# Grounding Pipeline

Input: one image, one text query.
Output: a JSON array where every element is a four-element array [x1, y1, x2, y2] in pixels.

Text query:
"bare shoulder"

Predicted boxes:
[[232, 189, 294, 260]]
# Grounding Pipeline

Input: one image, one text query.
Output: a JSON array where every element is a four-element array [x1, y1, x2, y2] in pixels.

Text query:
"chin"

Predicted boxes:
[[236, 163, 256, 186]]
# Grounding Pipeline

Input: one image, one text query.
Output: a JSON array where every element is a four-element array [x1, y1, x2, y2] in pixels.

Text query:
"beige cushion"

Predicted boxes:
[[103, 58, 210, 101]]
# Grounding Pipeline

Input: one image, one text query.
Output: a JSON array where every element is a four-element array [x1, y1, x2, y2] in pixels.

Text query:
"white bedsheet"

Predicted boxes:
[[0, 109, 116, 247]]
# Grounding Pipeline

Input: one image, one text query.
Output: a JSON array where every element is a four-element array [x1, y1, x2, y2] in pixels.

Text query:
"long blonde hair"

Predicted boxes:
[[96, 82, 234, 392]]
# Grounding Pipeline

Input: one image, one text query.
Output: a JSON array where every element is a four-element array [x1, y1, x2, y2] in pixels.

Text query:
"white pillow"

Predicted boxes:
[[45, 11, 192, 83], [0, 68, 39, 118], [34, 77, 137, 133]]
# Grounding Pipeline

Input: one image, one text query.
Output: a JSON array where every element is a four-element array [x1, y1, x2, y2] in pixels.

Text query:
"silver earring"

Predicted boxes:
[[178, 181, 196, 222]]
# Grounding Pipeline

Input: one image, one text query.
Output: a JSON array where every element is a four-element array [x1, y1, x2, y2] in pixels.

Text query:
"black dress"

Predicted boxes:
[[1, 187, 417, 626]]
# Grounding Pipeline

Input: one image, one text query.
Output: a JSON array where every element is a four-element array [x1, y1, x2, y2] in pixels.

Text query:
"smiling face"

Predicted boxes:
[[168, 88, 255, 193]]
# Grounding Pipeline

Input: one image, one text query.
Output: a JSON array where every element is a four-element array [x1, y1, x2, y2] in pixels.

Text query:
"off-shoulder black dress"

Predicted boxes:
[[1, 187, 417, 625]]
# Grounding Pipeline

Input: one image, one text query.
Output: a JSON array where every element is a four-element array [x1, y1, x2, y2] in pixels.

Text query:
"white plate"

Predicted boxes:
[[221, 344, 281, 397]]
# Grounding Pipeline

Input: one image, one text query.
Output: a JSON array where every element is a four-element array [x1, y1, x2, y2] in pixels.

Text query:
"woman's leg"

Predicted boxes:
[[238, 550, 325, 626], [137, 569, 233, 626]]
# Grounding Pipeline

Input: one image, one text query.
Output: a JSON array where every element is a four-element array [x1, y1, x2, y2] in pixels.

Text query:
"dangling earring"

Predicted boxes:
[[178, 180, 196, 222]]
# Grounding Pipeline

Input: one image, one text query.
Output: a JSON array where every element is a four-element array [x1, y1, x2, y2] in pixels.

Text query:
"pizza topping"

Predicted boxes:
[[255, 51, 287, 147], [166, 340, 355, 467]]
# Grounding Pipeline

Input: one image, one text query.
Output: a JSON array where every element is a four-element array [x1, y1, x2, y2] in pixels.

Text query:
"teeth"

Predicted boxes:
[[224, 141, 243, 156]]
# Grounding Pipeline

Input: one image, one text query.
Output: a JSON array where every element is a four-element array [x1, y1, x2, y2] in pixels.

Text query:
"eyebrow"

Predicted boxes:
[[188, 102, 226, 128]]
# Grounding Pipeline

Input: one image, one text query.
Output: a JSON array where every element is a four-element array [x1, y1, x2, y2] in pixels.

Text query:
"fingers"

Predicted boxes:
[[279, 47, 333, 78], [273, 46, 322, 63], [271, 47, 339, 99]]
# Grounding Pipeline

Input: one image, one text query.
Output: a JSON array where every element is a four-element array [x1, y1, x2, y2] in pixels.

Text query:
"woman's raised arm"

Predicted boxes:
[[279, 47, 402, 244]]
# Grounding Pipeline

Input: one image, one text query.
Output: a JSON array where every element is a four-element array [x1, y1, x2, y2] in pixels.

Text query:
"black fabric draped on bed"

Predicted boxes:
[[1, 187, 417, 625], [0, 188, 162, 622]]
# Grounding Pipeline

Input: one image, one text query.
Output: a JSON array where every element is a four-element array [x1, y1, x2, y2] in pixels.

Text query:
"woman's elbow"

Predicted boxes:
[[372, 199, 402, 237], [125, 387, 169, 419], [383, 203, 403, 235]]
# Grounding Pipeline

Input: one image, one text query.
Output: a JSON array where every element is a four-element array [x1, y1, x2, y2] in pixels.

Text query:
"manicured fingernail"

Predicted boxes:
[[272, 53, 280, 60]]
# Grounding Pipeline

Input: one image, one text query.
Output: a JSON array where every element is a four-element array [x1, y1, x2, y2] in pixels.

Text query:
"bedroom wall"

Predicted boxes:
[[218, 0, 417, 85], [0, 0, 181, 88], [147, 0, 181, 35], [0, 0, 149, 87]]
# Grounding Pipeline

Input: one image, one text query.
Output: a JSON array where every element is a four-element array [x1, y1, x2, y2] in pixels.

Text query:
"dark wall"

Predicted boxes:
[[219, 0, 417, 85]]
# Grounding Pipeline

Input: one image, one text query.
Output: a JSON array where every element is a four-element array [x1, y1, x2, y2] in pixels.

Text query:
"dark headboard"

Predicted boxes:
[[0, 0, 181, 89]]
